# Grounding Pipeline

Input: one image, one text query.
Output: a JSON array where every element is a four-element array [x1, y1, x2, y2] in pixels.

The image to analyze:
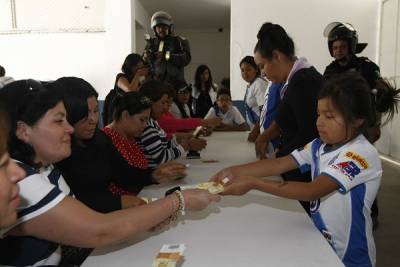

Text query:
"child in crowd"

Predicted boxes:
[[213, 74, 400, 267], [204, 89, 247, 131]]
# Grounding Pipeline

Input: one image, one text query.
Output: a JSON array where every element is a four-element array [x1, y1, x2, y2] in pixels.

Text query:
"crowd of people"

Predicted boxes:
[[0, 11, 399, 267]]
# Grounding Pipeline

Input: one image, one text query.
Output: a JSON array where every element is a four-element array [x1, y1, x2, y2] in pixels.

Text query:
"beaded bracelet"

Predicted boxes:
[[169, 194, 179, 222], [173, 190, 186, 216]]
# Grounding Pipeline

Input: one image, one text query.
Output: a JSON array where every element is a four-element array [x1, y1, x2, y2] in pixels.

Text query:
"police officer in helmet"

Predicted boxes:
[[143, 11, 191, 85], [323, 22, 381, 89], [324, 22, 381, 229]]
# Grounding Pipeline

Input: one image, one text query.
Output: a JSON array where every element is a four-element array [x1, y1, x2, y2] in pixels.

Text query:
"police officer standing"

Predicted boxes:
[[323, 22, 381, 89], [323, 22, 381, 229], [143, 11, 191, 85]]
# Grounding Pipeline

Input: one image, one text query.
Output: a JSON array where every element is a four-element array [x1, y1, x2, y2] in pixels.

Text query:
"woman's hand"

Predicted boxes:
[[182, 189, 221, 211], [202, 117, 223, 128], [200, 126, 212, 136], [255, 133, 268, 159], [188, 138, 207, 151], [152, 162, 187, 183]]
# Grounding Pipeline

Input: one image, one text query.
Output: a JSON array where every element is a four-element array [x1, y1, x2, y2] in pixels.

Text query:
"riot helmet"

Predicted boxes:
[[324, 22, 358, 56], [151, 11, 174, 34]]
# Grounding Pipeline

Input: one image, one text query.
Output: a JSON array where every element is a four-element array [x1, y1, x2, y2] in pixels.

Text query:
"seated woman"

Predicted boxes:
[[138, 80, 207, 168], [204, 89, 247, 131], [103, 53, 150, 125], [103, 90, 189, 194], [56, 77, 183, 212], [0, 80, 220, 267], [158, 82, 222, 138], [0, 107, 25, 229]]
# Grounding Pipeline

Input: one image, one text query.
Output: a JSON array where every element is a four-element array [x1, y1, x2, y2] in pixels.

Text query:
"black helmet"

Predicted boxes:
[[151, 11, 173, 32], [324, 22, 358, 56]]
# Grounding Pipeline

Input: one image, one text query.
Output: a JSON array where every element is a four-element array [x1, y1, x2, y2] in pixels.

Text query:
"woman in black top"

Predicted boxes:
[[56, 77, 152, 212], [103, 53, 150, 125], [253, 23, 324, 213]]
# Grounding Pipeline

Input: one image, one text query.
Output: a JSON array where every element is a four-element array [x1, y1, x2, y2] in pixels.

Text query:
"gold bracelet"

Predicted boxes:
[[173, 190, 186, 216]]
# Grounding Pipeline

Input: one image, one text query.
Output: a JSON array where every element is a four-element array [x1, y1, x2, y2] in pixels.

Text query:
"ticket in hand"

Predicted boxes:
[[196, 182, 224, 194]]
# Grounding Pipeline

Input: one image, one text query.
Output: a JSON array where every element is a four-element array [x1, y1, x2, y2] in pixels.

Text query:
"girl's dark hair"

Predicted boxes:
[[0, 107, 10, 156], [240, 56, 260, 76], [373, 79, 400, 122], [0, 80, 64, 166], [113, 91, 152, 121], [139, 80, 172, 102], [319, 74, 400, 136], [121, 53, 144, 80], [56, 77, 98, 125], [254, 22, 295, 59], [194, 65, 216, 93]]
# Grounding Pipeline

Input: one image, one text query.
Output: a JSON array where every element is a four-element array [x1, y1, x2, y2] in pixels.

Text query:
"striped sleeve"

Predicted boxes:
[[140, 121, 185, 168], [0, 172, 67, 237]]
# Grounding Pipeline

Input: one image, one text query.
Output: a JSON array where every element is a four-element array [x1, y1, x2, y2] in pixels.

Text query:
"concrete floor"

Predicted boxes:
[[374, 160, 400, 267]]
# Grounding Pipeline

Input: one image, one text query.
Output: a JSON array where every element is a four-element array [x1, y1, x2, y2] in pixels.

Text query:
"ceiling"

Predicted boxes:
[[138, 0, 230, 30]]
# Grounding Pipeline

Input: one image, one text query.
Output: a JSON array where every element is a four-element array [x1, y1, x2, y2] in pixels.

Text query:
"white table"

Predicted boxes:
[[83, 132, 344, 267]]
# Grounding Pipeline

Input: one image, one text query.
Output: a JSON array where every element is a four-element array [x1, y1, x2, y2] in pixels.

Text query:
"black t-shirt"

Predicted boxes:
[[275, 67, 324, 158], [57, 129, 153, 213], [57, 130, 121, 212]]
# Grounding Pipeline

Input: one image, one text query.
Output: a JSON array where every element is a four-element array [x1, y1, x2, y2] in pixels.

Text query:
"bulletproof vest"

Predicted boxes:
[[324, 56, 381, 89]]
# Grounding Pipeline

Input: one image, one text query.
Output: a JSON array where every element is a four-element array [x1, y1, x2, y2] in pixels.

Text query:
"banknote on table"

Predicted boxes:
[[152, 244, 186, 267]]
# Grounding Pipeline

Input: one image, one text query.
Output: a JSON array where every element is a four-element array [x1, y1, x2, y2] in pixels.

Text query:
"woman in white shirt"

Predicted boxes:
[[240, 56, 268, 130]]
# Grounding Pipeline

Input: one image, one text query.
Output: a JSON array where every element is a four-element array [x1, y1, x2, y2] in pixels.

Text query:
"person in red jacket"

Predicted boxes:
[[158, 82, 221, 138]]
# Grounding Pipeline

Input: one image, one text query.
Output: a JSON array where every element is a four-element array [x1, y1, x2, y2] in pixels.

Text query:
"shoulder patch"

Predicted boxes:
[[344, 151, 368, 169], [331, 161, 361, 180]]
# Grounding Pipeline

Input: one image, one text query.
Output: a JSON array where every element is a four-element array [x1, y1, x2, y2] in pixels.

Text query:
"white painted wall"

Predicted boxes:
[[230, 0, 380, 100], [375, 0, 400, 160], [0, 0, 134, 100]]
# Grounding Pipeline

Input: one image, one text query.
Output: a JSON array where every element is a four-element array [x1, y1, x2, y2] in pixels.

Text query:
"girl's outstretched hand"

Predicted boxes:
[[220, 176, 258, 196]]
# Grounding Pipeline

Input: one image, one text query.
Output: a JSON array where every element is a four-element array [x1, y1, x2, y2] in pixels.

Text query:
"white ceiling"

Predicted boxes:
[[138, 0, 230, 30]]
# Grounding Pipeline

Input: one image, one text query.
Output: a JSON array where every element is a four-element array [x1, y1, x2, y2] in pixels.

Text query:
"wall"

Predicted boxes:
[[179, 29, 230, 88], [0, 0, 134, 100], [230, 0, 380, 100], [375, 0, 400, 160]]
